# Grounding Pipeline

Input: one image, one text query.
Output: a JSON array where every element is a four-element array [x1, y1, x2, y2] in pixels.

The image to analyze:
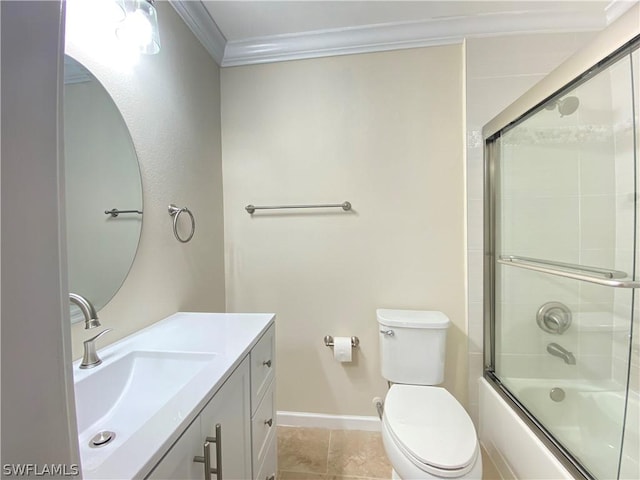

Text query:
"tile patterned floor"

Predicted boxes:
[[277, 426, 502, 480], [277, 426, 392, 480], [481, 449, 501, 480]]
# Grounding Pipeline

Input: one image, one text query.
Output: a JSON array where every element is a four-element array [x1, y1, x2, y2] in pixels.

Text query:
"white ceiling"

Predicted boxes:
[[203, 1, 614, 41], [169, 1, 637, 66]]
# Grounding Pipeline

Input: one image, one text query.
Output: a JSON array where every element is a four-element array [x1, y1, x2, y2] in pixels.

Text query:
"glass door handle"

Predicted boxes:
[[498, 256, 640, 288]]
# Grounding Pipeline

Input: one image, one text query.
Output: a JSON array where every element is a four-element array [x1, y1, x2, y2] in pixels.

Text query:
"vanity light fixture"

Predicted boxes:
[[115, 0, 160, 55]]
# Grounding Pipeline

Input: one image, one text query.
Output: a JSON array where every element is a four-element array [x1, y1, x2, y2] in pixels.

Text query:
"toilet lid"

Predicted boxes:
[[383, 385, 478, 471]]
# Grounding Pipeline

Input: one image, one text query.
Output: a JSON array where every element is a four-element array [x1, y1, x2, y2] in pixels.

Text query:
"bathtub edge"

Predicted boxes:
[[478, 377, 575, 480]]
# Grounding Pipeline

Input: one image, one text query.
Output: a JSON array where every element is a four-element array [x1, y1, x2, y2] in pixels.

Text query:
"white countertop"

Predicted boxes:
[[73, 312, 275, 480]]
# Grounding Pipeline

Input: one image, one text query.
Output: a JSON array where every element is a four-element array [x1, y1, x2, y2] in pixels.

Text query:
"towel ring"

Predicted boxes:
[[168, 204, 195, 243]]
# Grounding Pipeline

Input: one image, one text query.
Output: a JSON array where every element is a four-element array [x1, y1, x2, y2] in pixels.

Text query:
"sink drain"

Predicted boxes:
[[89, 431, 116, 448], [550, 387, 566, 402]]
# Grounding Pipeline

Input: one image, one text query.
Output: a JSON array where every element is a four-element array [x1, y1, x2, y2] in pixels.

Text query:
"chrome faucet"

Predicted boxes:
[[80, 329, 113, 369], [69, 293, 100, 329], [547, 342, 576, 365]]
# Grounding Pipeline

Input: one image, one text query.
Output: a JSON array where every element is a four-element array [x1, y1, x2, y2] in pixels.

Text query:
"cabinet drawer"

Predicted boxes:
[[250, 324, 275, 414], [254, 427, 277, 480], [252, 379, 275, 474]]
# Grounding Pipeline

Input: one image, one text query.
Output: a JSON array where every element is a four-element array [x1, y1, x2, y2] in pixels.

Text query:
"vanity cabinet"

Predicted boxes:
[[199, 357, 252, 480], [145, 415, 202, 480], [146, 323, 276, 480], [147, 357, 251, 480], [250, 326, 276, 480]]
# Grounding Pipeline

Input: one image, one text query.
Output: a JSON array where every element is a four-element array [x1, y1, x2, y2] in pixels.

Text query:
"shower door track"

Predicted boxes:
[[483, 370, 594, 480]]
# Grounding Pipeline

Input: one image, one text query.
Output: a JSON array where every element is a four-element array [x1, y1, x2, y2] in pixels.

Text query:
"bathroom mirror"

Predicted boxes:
[[63, 55, 143, 323]]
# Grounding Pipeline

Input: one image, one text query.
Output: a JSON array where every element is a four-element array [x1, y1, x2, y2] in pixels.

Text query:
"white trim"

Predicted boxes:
[[168, 0, 226, 65], [170, 2, 608, 67], [222, 22, 462, 67], [605, 0, 639, 25], [221, 10, 605, 67], [277, 411, 381, 432]]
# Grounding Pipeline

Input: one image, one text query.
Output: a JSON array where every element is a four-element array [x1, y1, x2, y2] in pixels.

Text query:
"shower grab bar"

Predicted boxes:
[[245, 201, 351, 214], [498, 255, 640, 288]]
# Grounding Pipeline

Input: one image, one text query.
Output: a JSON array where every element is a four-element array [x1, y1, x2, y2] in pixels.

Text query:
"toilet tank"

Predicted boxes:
[[377, 309, 450, 385]]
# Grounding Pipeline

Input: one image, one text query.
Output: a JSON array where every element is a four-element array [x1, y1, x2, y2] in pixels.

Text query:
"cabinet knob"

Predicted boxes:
[[262, 360, 272, 367], [264, 418, 273, 427]]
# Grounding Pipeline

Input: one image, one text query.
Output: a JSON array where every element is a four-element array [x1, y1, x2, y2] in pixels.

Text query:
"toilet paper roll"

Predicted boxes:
[[333, 337, 352, 362]]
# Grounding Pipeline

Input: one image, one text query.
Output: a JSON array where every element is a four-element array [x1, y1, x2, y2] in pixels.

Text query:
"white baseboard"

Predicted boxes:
[[277, 411, 381, 432]]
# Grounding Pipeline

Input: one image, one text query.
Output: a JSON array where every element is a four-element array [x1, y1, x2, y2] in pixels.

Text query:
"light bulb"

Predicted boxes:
[[117, 10, 152, 49], [116, 0, 160, 54]]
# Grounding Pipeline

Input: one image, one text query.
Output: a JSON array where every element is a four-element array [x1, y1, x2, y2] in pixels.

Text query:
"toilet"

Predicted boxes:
[[377, 309, 482, 479]]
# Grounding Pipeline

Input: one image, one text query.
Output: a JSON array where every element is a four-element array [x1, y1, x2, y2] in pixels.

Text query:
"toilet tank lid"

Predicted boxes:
[[376, 309, 450, 329]]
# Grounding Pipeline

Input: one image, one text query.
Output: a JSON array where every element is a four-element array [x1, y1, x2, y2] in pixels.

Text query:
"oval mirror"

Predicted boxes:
[[63, 55, 143, 323]]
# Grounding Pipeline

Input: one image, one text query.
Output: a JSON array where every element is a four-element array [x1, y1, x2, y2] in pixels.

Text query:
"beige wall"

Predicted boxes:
[[221, 45, 466, 416], [66, 2, 226, 358]]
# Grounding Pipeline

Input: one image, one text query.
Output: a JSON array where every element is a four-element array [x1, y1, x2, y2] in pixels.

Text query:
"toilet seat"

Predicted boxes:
[[382, 385, 479, 478]]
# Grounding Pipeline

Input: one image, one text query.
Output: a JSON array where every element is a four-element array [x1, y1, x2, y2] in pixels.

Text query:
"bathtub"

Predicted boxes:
[[479, 377, 639, 479]]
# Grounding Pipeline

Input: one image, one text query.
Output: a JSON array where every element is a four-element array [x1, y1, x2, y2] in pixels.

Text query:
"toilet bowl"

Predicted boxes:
[[381, 385, 481, 479], [377, 309, 481, 479]]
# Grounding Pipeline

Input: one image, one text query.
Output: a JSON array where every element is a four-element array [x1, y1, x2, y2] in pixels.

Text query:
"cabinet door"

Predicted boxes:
[[200, 357, 252, 480], [146, 417, 202, 480]]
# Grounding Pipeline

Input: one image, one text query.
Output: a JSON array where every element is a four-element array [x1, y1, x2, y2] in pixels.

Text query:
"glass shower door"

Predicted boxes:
[[488, 42, 638, 480]]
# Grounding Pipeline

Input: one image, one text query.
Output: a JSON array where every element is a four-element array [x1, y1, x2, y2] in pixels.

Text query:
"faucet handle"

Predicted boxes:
[[84, 328, 113, 345], [80, 329, 113, 369]]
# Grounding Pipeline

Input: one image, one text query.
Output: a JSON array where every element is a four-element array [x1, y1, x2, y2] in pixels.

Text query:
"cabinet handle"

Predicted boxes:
[[264, 418, 273, 427], [193, 424, 222, 480], [193, 441, 212, 480], [213, 424, 222, 480], [266, 475, 275, 480], [263, 360, 272, 367]]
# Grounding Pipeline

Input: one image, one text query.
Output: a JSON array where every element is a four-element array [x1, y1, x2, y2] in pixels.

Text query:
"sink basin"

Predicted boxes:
[[75, 350, 216, 463], [71, 312, 274, 479]]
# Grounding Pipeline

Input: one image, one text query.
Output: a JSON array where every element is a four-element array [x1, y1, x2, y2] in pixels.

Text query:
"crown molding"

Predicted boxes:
[[605, 0, 639, 24], [168, 0, 226, 65], [223, 9, 606, 67], [170, 2, 608, 67], [221, 20, 463, 67]]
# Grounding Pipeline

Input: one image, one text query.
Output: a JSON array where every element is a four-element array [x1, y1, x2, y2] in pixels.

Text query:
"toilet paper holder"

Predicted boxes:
[[324, 335, 360, 348]]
